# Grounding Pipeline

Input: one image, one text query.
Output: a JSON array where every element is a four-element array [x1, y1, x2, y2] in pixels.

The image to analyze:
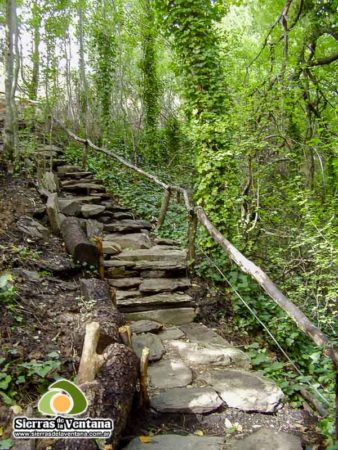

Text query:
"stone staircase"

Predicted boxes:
[[49, 145, 303, 450]]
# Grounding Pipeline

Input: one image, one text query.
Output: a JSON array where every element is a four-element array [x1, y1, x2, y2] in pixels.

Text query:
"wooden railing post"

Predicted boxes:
[[156, 188, 171, 229], [82, 140, 89, 170], [187, 210, 198, 268]]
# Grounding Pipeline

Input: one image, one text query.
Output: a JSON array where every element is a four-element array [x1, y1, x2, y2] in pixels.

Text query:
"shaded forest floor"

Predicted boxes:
[[0, 173, 325, 449]]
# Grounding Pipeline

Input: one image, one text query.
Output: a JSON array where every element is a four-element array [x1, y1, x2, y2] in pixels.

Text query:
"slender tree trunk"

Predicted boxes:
[[3, 0, 19, 166], [78, 0, 89, 132], [29, 2, 41, 101]]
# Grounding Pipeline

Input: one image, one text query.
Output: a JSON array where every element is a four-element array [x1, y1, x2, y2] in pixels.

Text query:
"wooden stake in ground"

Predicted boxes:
[[96, 236, 105, 279], [139, 346, 150, 409]]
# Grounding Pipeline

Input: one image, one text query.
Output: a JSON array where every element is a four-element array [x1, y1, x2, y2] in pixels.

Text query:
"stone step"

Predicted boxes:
[[154, 237, 179, 246], [131, 333, 165, 361], [113, 248, 186, 263], [117, 293, 193, 312], [229, 428, 302, 450], [123, 434, 224, 450], [197, 368, 284, 413], [81, 204, 106, 218], [57, 165, 82, 173], [125, 307, 196, 325], [179, 323, 230, 347], [148, 358, 192, 389], [116, 290, 142, 301], [57, 171, 93, 179], [61, 182, 107, 193], [168, 340, 251, 369], [103, 233, 152, 250], [104, 219, 152, 233], [139, 277, 191, 294], [150, 387, 222, 414], [61, 178, 103, 187], [60, 195, 104, 204], [109, 278, 142, 289], [130, 320, 163, 334], [105, 259, 187, 271]]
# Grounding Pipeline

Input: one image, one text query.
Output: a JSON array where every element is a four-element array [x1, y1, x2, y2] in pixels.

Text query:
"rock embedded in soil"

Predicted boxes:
[[148, 358, 192, 389], [130, 320, 163, 334], [150, 387, 222, 414], [169, 340, 250, 369], [17, 216, 49, 240], [116, 290, 142, 301], [132, 333, 165, 361], [198, 369, 284, 413], [81, 204, 106, 218], [229, 427, 302, 450]]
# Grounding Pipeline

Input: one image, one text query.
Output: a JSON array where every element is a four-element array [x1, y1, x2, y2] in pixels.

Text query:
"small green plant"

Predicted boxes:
[[0, 352, 61, 405]]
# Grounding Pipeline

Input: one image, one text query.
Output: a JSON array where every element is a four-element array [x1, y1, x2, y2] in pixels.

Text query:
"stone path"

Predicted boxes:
[[48, 146, 304, 449]]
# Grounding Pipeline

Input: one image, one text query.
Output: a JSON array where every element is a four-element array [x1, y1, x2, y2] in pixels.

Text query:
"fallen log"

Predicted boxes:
[[80, 278, 124, 352], [51, 322, 139, 450], [61, 217, 99, 267]]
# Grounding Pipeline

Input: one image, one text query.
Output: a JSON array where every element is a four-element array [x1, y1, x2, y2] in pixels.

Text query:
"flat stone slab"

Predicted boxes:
[[109, 278, 142, 289], [104, 233, 152, 250], [159, 327, 185, 341], [116, 290, 142, 301], [86, 219, 104, 238], [180, 323, 230, 346], [154, 237, 179, 246], [57, 165, 82, 173], [130, 320, 163, 334], [169, 341, 250, 369], [140, 278, 191, 294], [102, 241, 122, 255], [117, 293, 193, 311], [132, 333, 165, 361], [151, 387, 222, 413], [124, 435, 224, 450], [62, 195, 103, 203], [58, 199, 82, 216], [125, 308, 196, 325], [62, 182, 106, 192], [198, 369, 284, 413], [149, 358, 192, 389], [229, 428, 302, 450], [104, 220, 151, 232], [115, 248, 186, 262], [81, 204, 106, 217], [105, 259, 187, 270]]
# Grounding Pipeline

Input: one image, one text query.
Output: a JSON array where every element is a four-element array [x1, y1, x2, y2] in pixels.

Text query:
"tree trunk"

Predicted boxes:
[[3, 0, 19, 166], [29, 0, 41, 101]]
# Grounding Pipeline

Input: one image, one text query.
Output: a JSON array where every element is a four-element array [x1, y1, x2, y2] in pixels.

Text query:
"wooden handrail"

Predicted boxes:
[[52, 117, 338, 371]]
